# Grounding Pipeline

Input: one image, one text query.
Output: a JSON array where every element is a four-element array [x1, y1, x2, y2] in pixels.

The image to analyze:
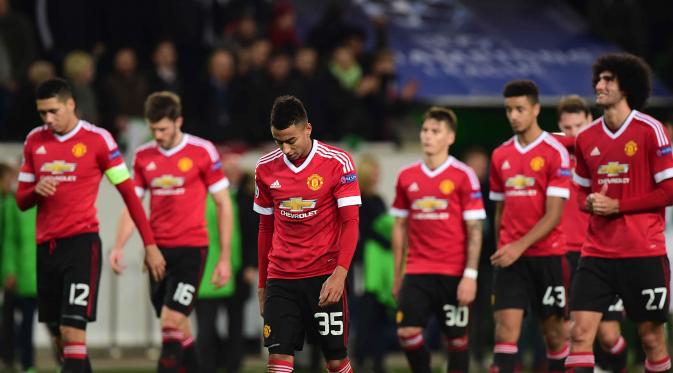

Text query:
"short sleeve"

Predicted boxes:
[[489, 153, 504, 201], [131, 153, 147, 197], [645, 119, 673, 183], [546, 144, 571, 199], [460, 169, 486, 220], [18, 137, 36, 184], [572, 139, 592, 190], [253, 168, 273, 215], [333, 152, 361, 208], [201, 144, 229, 193], [95, 129, 130, 185], [390, 172, 410, 218]]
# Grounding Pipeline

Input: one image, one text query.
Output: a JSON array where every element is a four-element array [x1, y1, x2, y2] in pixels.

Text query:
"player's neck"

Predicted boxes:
[[290, 141, 313, 166], [602, 101, 632, 131], [517, 124, 543, 146], [423, 151, 449, 170], [163, 132, 184, 150], [54, 117, 80, 136]]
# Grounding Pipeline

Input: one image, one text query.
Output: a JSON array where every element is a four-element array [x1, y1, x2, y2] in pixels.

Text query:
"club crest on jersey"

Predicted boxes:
[[530, 156, 545, 171], [439, 179, 455, 195], [597, 162, 629, 177], [307, 173, 324, 191], [505, 175, 535, 189], [396, 310, 404, 324], [177, 157, 193, 172], [263, 324, 271, 339], [71, 143, 87, 158], [412, 197, 448, 212], [151, 175, 185, 189], [41, 160, 76, 175], [624, 141, 638, 157]]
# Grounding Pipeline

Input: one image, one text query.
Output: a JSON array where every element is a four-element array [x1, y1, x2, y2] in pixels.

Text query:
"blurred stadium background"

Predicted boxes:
[[0, 0, 672, 372]]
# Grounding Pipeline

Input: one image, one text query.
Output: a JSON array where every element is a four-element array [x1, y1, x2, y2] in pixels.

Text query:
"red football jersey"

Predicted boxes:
[[489, 131, 571, 256], [390, 156, 486, 276], [562, 157, 589, 252], [253, 140, 361, 280], [573, 110, 673, 258], [18, 120, 127, 244], [133, 134, 229, 247]]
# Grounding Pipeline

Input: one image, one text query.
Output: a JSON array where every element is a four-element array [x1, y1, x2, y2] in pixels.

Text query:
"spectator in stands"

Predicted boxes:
[[100, 47, 150, 156], [0, 0, 37, 88], [63, 50, 98, 123], [6, 60, 55, 141], [149, 40, 182, 96], [268, 0, 299, 53], [289, 47, 329, 140]]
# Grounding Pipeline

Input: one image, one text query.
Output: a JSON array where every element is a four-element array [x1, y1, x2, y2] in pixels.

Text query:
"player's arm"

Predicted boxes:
[[491, 196, 564, 267], [16, 140, 53, 210], [391, 215, 408, 301], [109, 207, 136, 275], [493, 201, 503, 245], [458, 218, 483, 306], [257, 213, 274, 316], [210, 187, 233, 288], [319, 204, 359, 307]]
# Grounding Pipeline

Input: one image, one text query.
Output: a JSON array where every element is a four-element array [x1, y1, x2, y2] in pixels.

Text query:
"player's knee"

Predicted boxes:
[[494, 319, 519, 342], [60, 325, 86, 343], [269, 353, 293, 363], [597, 322, 621, 350], [638, 323, 665, 351], [569, 320, 595, 346], [326, 357, 351, 372], [160, 307, 186, 329], [541, 317, 567, 349]]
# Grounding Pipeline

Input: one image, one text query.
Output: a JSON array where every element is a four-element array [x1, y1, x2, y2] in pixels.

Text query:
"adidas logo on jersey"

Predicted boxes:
[[590, 147, 600, 156], [36, 146, 47, 154], [502, 160, 511, 170], [270, 180, 281, 189], [146, 162, 157, 171], [408, 182, 419, 192]]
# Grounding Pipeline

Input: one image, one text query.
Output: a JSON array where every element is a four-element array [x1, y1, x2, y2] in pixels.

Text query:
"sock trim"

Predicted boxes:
[[162, 328, 184, 342], [181, 336, 194, 348], [447, 336, 469, 351], [645, 356, 672, 372], [268, 359, 293, 373], [547, 342, 570, 360], [63, 343, 87, 360], [494, 342, 518, 354], [399, 333, 424, 350], [328, 358, 352, 373], [609, 336, 626, 355], [565, 352, 595, 367]]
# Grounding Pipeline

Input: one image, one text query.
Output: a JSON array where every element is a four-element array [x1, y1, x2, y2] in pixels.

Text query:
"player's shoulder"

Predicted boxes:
[[491, 136, 515, 159], [632, 110, 669, 146], [79, 121, 117, 150], [449, 157, 481, 189], [396, 161, 422, 180], [255, 147, 284, 171], [314, 140, 356, 173], [185, 134, 220, 162], [576, 118, 602, 142], [134, 140, 158, 158], [24, 124, 49, 143]]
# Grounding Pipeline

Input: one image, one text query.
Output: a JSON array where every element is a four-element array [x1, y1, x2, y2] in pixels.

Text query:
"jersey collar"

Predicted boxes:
[[421, 155, 453, 178], [514, 131, 547, 154], [283, 139, 318, 174], [600, 110, 636, 139], [52, 120, 83, 142], [158, 133, 189, 157]]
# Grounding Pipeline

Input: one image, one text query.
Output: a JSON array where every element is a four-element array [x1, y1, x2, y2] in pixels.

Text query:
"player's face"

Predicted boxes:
[[36, 97, 77, 135], [149, 117, 183, 149], [504, 96, 539, 134], [595, 71, 625, 108], [271, 123, 312, 161], [558, 112, 591, 137], [420, 119, 455, 156]]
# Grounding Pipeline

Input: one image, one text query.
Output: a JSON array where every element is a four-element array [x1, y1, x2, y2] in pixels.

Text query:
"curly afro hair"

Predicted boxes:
[[592, 53, 652, 110]]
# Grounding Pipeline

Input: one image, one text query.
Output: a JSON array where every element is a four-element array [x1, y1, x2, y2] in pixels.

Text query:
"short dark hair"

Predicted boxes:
[[503, 80, 539, 104], [592, 53, 651, 110], [144, 91, 182, 123], [35, 78, 73, 101], [557, 95, 590, 116], [423, 106, 457, 132], [270, 95, 308, 130]]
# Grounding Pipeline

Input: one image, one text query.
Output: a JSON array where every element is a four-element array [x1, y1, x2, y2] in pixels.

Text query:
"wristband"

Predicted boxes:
[[463, 268, 478, 279]]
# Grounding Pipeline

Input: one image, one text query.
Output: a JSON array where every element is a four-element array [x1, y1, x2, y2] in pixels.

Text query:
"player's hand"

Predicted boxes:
[[392, 275, 403, 302], [319, 266, 347, 308], [35, 177, 58, 197], [4, 275, 16, 291], [211, 258, 231, 288], [589, 184, 618, 215], [258, 288, 265, 316], [109, 247, 127, 275], [490, 241, 526, 268], [457, 277, 477, 306], [243, 267, 257, 285], [144, 244, 165, 281]]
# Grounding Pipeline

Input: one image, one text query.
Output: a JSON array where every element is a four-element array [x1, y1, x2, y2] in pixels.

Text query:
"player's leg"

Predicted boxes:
[[178, 247, 206, 373], [566, 257, 615, 372], [535, 256, 570, 373], [396, 275, 434, 373], [596, 310, 627, 373], [618, 256, 671, 372], [59, 234, 102, 373], [264, 279, 304, 373], [436, 275, 469, 373], [37, 241, 63, 367], [194, 299, 219, 373], [490, 260, 529, 373]]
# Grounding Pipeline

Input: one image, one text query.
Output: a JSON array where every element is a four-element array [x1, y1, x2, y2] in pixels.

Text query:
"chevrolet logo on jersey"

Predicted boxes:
[[505, 175, 535, 189], [279, 197, 317, 212], [41, 160, 76, 174], [151, 175, 185, 189], [412, 197, 448, 212], [598, 162, 629, 177]]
